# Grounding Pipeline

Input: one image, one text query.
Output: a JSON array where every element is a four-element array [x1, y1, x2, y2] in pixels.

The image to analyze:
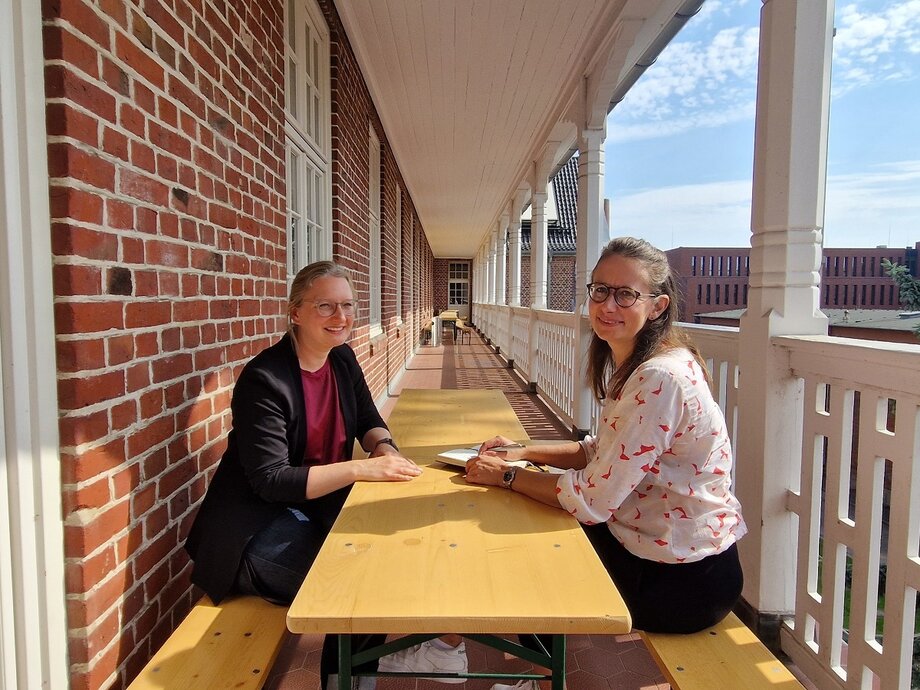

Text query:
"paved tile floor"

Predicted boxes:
[[266, 329, 670, 690]]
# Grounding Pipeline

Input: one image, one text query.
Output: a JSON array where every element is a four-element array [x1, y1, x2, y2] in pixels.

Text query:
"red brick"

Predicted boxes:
[[58, 409, 109, 448], [67, 606, 120, 664], [111, 463, 140, 500], [144, 239, 188, 267], [131, 483, 156, 520], [44, 0, 112, 50], [151, 353, 192, 384], [63, 478, 111, 514], [63, 439, 126, 486], [64, 500, 130, 557], [46, 102, 99, 146], [58, 370, 125, 410], [65, 544, 117, 593], [110, 399, 137, 432], [49, 185, 104, 225], [48, 143, 116, 191], [118, 169, 169, 206], [44, 26, 100, 78], [53, 263, 102, 296], [115, 31, 165, 88], [56, 337, 105, 373], [106, 334, 134, 366], [129, 139, 156, 173], [54, 301, 124, 335], [44, 65, 116, 123], [126, 415, 175, 457], [124, 300, 170, 328]]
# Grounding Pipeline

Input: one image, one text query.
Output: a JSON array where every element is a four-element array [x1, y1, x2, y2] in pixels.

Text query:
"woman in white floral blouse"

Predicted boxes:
[[467, 236, 746, 639]]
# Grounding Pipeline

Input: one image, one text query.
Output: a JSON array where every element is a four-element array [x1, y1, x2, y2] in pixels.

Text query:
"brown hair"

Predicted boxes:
[[585, 237, 708, 401], [287, 261, 353, 344]]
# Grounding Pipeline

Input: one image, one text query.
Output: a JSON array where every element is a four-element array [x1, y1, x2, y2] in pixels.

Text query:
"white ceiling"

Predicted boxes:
[[335, 0, 694, 258]]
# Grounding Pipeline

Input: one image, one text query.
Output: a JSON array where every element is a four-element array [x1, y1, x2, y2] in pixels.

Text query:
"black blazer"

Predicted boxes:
[[185, 334, 386, 602]]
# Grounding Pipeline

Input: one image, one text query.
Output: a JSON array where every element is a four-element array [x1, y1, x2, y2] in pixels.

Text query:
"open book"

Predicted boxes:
[[436, 447, 531, 469]]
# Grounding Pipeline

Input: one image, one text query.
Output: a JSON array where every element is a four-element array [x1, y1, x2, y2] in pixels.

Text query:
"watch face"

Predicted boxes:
[[502, 469, 515, 487]]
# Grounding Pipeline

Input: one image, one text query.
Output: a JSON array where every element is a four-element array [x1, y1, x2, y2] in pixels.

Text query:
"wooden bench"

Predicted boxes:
[[641, 612, 804, 690], [128, 595, 287, 690]]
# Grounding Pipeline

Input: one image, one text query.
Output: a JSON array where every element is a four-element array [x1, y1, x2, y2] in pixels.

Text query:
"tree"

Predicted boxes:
[[881, 259, 920, 338]]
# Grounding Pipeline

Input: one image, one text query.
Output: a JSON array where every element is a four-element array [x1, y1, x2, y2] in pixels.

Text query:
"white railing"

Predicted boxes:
[[474, 305, 920, 689], [777, 335, 920, 690]]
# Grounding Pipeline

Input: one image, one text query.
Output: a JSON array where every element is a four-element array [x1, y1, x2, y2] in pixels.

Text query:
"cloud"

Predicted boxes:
[[609, 0, 920, 141], [608, 162, 920, 249], [833, 0, 920, 95]]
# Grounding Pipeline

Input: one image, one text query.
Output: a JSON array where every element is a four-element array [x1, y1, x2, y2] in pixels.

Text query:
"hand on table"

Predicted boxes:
[[464, 453, 511, 487], [355, 453, 422, 482]]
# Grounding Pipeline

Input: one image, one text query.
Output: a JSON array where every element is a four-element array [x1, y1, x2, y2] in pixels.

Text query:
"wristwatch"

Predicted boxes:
[[501, 467, 517, 489], [373, 437, 398, 452]]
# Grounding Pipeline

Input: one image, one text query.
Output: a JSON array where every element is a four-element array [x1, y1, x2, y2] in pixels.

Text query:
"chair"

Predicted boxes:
[[454, 318, 473, 345]]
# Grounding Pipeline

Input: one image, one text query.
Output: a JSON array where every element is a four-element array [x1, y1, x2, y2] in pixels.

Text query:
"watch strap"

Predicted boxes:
[[373, 437, 398, 452]]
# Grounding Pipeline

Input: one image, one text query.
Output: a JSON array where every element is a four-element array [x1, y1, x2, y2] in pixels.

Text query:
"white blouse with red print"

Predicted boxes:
[[555, 348, 746, 563]]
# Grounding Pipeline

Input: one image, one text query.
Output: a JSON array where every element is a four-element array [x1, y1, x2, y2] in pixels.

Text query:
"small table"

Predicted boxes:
[[287, 444, 631, 689]]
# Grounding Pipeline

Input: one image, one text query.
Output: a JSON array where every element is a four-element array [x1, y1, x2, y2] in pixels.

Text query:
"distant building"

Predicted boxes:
[[698, 308, 920, 345], [667, 244, 920, 320]]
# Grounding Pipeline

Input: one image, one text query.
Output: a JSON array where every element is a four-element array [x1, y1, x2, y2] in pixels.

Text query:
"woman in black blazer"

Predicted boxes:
[[186, 260, 419, 604], [185, 261, 421, 688]]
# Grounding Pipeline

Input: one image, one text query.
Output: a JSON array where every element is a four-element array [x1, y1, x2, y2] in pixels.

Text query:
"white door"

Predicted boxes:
[[448, 261, 470, 319]]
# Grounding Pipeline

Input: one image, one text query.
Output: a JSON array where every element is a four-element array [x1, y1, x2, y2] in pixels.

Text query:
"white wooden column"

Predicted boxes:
[[0, 0, 69, 686], [486, 234, 495, 305], [495, 216, 508, 305], [529, 189, 549, 310], [573, 127, 607, 435], [736, 0, 832, 619], [508, 191, 526, 307]]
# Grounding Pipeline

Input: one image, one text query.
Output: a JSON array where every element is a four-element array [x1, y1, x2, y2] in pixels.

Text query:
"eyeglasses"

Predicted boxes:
[[586, 283, 658, 308], [309, 300, 357, 317]]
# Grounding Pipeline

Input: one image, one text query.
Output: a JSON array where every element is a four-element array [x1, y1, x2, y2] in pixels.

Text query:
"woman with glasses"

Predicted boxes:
[[185, 260, 421, 689], [467, 238, 746, 686]]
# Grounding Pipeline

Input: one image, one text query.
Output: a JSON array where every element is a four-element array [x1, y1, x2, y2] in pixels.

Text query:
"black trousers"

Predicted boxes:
[[234, 507, 383, 680], [582, 522, 744, 633]]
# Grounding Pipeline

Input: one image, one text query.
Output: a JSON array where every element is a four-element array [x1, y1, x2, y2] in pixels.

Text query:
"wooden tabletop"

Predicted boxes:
[[287, 444, 631, 636], [386, 389, 528, 448]]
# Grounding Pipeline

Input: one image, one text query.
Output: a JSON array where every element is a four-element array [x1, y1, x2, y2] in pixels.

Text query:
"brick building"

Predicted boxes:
[[34, 1, 433, 686], [667, 244, 920, 320]]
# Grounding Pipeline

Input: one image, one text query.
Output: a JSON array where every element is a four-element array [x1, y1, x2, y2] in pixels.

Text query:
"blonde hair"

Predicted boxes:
[[287, 261, 353, 344]]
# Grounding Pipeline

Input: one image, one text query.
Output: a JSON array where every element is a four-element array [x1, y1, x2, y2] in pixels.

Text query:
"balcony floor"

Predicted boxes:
[[266, 329, 669, 689]]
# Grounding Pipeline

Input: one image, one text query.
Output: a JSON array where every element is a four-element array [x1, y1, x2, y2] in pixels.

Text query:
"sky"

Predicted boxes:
[[604, 0, 920, 250]]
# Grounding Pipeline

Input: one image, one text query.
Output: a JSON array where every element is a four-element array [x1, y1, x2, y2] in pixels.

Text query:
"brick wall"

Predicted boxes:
[[44, 0, 432, 687], [44, 1, 288, 686]]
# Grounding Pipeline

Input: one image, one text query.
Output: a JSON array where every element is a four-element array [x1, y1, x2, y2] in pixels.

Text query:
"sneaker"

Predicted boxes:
[[377, 639, 468, 683], [490, 682, 540, 690]]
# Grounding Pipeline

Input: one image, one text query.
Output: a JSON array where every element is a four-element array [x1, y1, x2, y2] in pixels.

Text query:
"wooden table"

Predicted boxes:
[[385, 389, 528, 447], [287, 444, 631, 689]]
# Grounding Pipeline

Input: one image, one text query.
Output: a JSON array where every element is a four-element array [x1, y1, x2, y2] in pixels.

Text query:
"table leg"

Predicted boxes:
[[338, 635, 352, 690], [551, 635, 566, 690]]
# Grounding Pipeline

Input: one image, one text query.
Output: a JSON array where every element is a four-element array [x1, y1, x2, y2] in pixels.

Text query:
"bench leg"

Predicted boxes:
[[551, 635, 566, 690], [338, 635, 352, 690]]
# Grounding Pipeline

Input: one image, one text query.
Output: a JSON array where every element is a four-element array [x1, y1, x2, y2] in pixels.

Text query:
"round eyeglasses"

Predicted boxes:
[[586, 283, 658, 308], [310, 300, 357, 317]]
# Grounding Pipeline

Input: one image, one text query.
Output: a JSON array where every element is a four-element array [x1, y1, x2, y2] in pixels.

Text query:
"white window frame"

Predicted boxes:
[[284, 0, 332, 281], [368, 126, 382, 335]]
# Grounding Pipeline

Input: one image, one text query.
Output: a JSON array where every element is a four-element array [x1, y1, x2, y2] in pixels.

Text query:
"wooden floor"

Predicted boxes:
[[265, 328, 669, 690]]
